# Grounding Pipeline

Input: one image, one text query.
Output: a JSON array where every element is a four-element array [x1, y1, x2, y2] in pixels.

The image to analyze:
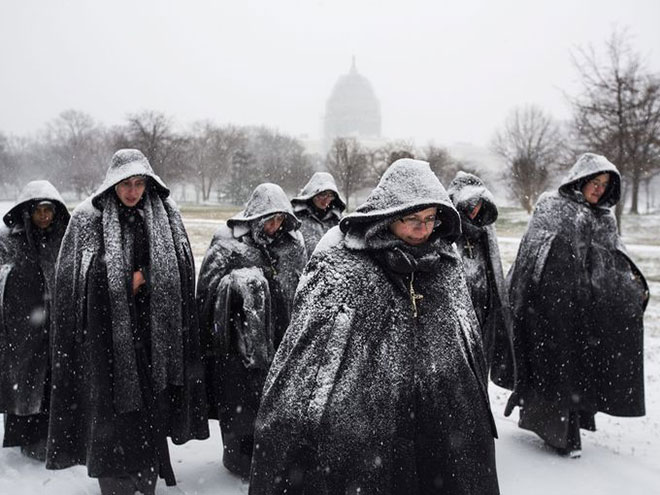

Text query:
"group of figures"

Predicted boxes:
[[0, 148, 648, 495]]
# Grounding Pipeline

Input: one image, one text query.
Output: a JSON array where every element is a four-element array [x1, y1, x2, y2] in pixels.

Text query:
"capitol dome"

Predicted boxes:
[[323, 58, 381, 149]]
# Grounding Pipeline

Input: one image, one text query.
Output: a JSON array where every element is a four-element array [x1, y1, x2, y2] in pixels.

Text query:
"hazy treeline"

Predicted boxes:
[[0, 110, 318, 205], [0, 110, 470, 208], [1, 32, 657, 216], [492, 31, 660, 219]]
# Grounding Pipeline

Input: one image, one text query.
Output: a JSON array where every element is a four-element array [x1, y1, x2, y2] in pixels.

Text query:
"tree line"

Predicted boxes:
[[492, 30, 660, 223], [0, 110, 318, 205], [0, 110, 470, 209], [0, 31, 658, 218]]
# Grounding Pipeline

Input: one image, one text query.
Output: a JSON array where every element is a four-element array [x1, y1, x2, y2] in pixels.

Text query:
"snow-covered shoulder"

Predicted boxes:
[[311, 225, 344, 256]]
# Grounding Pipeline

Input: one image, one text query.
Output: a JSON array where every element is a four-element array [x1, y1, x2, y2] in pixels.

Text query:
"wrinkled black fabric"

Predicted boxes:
[[250, 159, 499, 495], [47, 174, 208, 479], [291, 172, 345, 258], [291, 172, 346, 258], [197, 201, 306, 477], [294, 205, 340, 258], [0, 181, 68, 451], [447, 172, 513, 386], [100, 191, 186, 414], [505, 153, 648, 449]]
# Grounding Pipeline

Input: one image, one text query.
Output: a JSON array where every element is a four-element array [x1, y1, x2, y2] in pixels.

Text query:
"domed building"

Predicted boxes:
[[323, 58, 381, 151]]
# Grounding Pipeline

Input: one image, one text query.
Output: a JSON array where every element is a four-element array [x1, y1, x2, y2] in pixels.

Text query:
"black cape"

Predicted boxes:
[[250, 159, 499, 495], [197, 183, 306, 477], [448, 172, 514, 386], [46, 150, 208, 478], [505, 153, 648, 448], [0, 181, 69, 448], [291, 172, 345, 257]]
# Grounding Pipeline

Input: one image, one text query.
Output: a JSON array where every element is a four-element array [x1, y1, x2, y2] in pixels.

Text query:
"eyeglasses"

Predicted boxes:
[[315, 191, 336, 200], [266, 213, 285, 223], [399, 215, 438, 229], [588, 179, 609, 190]]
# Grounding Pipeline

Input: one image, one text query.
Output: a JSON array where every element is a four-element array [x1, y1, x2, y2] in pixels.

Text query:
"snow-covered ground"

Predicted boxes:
[[1, 213, 659, 494]]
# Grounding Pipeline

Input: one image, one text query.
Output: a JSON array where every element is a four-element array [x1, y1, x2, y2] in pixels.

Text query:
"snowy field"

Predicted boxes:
[[1, 208, 659, 494]]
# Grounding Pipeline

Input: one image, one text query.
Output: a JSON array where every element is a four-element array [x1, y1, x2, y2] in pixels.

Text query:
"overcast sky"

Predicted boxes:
[[1, 0, 659, 147]]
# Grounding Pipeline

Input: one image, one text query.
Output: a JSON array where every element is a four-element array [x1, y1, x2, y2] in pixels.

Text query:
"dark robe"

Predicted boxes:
[[0, 181, 69, 454], [46, 149, 208, 482], [291, 172, 345, 257], [505, 153, 649, 450], [447, 172, 514, 387], [197, 182, 306, 478], [250, 159, 499, 495]]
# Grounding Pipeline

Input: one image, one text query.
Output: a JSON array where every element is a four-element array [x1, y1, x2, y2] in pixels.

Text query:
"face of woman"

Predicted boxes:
[[263, 213, 285, 237], [581, 173, 610, 205], [312, 190, 336, 211], [115, 176, 147, 207], [31, 204, 55, 230], [389, 207, 438, 246]]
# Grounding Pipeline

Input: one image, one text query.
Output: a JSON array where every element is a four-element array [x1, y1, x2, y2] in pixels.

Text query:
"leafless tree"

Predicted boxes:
[[325, 137, 368, 210], [115, 110, 188, 184], [46, 110, 110, 197], [364, 140, 416, 184], [492, 105, 565, 212], [246, 126, 313, 193], [0, 135, 44, 197], [0, 133, 20, 196], [187, 122, 246, 201], [569, 30, 660, 220], [419, 144, 466, 187], [225, 148, 258, 205], [219, 126, 313, 204]]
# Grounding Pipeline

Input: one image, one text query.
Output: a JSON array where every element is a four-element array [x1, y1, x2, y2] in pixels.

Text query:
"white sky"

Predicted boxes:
[[1, 0, 659, 147]]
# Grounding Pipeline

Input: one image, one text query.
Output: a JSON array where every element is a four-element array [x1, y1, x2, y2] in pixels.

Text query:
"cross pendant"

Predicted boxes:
[[409, 273, 424, 318], [464, 238, 475, 259]]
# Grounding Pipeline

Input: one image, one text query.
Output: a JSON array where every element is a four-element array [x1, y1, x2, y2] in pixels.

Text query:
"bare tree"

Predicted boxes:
[[187, 122, 245, 201], [364, 140, 416, 184], [420, 144, 466, 186], [569, 30, 660, 219], [0, 133, 20, 197], [245, 126, 313, 193], [46, 110, 110, 197], [325, 137, 368, 210], [225, 148, 258, 205], [492, 105, 565, 212], [115, 110, 188, 184], [218, 126, 312, 205], [0, 135, 45, 197]]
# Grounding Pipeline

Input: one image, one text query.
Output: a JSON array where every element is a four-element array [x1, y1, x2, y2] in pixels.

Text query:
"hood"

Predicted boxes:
[[3, 180, 70, 228], [91, 149, 169, 209], [339, 158, 461, 244], [558, 153, 621, 207], [291, 172, 346, 213], [227, 183, 301, 238], [448, 171, 498, 227]]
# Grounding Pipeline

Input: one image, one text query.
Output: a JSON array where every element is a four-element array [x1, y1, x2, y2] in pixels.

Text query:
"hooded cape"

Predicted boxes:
[[197, 182, 307, 477], [291, 172, 346, 256], [46, 149, 208, 477], [0, 181, 68, 427], [250, 160, 499, 495], [505, 153, 648, 448], [447, 172, 514, 387]]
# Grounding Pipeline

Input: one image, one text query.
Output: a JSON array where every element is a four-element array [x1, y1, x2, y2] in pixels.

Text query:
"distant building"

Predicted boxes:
[[323, 57, 382, 152]]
